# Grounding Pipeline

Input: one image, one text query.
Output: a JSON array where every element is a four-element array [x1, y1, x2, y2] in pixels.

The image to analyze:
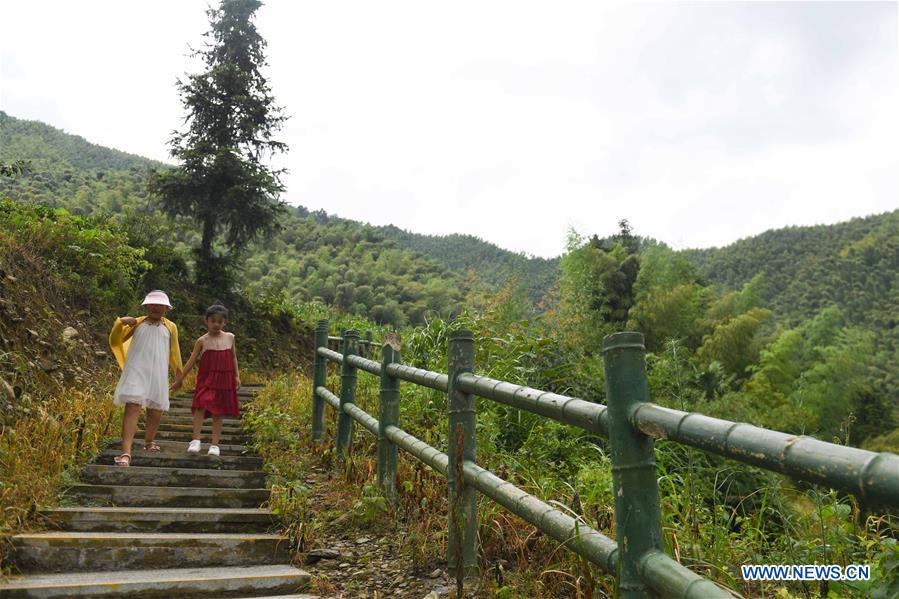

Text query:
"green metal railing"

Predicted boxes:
[[310, 320, 899, 598]]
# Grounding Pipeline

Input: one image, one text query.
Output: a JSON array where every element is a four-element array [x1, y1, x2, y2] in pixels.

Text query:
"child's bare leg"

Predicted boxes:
[[211, 415, 224, 446], [191, 408, 205, 441], [144, 408, 163, 444], [121, 403, 142, 455]]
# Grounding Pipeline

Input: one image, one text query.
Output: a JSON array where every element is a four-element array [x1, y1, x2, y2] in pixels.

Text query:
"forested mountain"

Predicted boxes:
[[377, 226, 560, 303], [0, 112, 465, 326], [684, 211, 899, 329], [0, 112, 161, 173], [2, 110, 897, 336]]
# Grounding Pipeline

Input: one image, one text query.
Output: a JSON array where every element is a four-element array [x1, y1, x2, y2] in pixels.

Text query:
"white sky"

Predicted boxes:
[[1, 1, 897, 258]]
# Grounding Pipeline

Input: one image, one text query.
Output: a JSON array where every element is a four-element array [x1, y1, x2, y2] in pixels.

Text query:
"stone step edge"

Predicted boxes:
[[0, 564, 309, 594], [15, 532, 285, 541], [65, 483, 269, 494], [107, 439, 251, 453], [83, 464, 263, 477], [150, 423, 245, 431], [99, 449, 259, 461], [43, 506, 272, 515]]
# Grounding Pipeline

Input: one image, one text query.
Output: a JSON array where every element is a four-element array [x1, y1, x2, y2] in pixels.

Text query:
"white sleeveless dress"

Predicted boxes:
[[113, 321, 171, 411]]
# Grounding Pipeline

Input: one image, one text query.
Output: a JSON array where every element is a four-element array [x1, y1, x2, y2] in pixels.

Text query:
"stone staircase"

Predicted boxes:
[[1, 385, 315, 598]]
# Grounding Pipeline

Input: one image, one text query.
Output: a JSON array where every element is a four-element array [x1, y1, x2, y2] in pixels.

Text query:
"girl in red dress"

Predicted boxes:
[[170, 304, 241, 457]]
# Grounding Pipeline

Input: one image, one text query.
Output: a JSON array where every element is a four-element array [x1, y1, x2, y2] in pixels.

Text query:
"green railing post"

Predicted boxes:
[[447, 330, 478, 580], [603, 332, 663, 599], [377, 334, 401, 504], [364, 330, 373, 358], [312, 319, 329, 442], [336, 330, 360, 456]]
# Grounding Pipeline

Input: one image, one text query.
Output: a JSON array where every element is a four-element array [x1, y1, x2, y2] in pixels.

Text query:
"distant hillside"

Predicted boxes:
[[682, 211, 899, 330], [0, 111, 162, 173], [3, 110, 896, 333], [377, 226, 560, 304], [0, 112, 465, 326]]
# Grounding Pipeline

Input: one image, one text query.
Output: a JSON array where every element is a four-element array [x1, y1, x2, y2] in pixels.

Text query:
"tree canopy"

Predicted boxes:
[[151, 0, 287, 289]]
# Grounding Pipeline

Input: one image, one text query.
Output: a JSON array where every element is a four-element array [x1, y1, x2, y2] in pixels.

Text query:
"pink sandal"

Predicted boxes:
[[113, 453, 131, 467], [144, 441, 162, 452]]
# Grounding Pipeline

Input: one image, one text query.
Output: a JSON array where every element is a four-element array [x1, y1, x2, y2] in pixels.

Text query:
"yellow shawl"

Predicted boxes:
[[109, 316, 183, 374]]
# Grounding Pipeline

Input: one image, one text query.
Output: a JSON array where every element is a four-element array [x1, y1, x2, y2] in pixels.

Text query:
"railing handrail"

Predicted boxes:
[[320, 337, 899, 504], [328, 334, 379, 346], [313, 381, 622, 572], [313, 325, 898, 598]]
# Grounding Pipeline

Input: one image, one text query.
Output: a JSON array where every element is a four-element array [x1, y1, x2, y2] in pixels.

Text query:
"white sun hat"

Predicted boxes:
[[142, 290, 173, 309]]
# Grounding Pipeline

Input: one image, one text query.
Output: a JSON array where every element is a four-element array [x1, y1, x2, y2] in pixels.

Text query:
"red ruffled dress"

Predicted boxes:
[[192, 332, 240, 418]]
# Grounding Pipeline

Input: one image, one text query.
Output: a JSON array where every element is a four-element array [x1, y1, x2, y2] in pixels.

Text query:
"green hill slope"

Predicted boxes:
[[0, 111, 161, 173], [377, 226, 560, 304], [0, 112, 465, 326], [3, 110, 896, 334], [683, 211, 899, 329]]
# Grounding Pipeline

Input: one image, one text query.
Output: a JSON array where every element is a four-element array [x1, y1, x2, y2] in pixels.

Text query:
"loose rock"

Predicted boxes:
[[62, 326, 79, 341], [305, 547, 341, 564], [1, 378, 14, 401]]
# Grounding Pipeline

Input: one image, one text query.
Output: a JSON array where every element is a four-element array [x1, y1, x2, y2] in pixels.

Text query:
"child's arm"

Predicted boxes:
[[170, 338, 203, 391], [232, 335, 241, 390], [109, 316, 141, 369]]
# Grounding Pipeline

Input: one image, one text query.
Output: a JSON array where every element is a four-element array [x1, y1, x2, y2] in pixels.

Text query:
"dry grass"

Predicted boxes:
[[0, 380, 118, 572]]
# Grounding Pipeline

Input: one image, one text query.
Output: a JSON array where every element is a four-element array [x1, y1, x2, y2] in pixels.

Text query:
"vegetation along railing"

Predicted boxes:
[[310, 320, 899, 598]]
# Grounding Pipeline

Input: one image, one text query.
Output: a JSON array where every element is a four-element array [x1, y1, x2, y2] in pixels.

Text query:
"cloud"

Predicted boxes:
[[2, 1, 895, 257]]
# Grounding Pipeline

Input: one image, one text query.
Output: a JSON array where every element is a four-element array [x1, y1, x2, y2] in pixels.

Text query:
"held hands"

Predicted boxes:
[[119, 316, 138, 326], [170, 379, 183, 392]]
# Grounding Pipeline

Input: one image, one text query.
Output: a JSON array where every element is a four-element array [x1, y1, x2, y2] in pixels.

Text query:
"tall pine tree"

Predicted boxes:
[[152, 0, 287, 289]]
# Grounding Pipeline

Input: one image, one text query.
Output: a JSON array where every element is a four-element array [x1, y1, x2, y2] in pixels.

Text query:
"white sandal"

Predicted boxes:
[[186, 440, 201, 454], [207, 445, 220, 457]]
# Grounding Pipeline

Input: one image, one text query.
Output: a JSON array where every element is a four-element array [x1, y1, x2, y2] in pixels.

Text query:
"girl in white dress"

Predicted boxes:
[[109, 290, 183, 466]]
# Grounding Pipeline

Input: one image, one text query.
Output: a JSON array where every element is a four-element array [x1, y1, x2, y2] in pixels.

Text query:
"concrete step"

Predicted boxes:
[[170, 395, 254, 405], [138, 430, 248, 444], [169, 391, 256, 403], [12, 532, 290, 573], [0, 564, 309, 597], [64, 484, 269, 508], [108, 439, 253, 456], [41, 507, 275, 533], [151, 422, 246, 436], [172, 385, 259, 398], [98, 449, 262, 471], [167, 394, 253, 402], [166, 403, 252, 413], [81, 465, 266, 489], [147, 416, 246, 428], [173, 387, 260, 394], [164, 407, 245, 421], [134, 429, 249, 445]]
